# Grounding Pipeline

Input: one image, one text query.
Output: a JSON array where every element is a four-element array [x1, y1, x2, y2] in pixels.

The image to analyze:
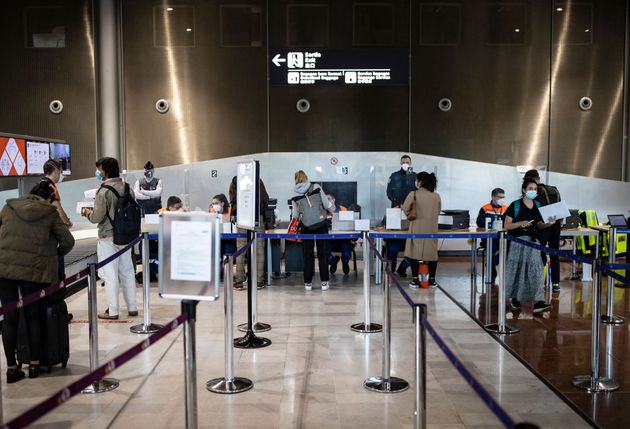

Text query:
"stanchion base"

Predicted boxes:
[[81, 378, 119, 394], [571, 375, 620, 392], [130, 323, 164, 334], [237, 322, 272, 333], [364, 376, 409, 393], [601, 315, 626, 325], [484, 323, 520, 335], [234, 330, 272, 349], [350, 322, 383, 333], [206, 377, 254, 394]]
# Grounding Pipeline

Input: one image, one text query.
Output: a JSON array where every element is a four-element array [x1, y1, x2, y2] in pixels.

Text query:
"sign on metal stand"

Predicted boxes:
[[159, 211, 222, 429]]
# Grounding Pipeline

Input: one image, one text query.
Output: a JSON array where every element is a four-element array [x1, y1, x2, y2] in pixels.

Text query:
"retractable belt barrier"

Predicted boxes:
[[257, 232, 361, 240], [3, 313, 188, 429], [505, 235, 595, 265]]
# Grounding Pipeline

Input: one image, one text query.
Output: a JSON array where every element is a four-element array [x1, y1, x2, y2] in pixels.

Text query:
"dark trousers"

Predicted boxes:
[[328, 240, 352, 264], [386, 239, 410, 272], [0, 279, 46, 366], [407, 259, 438, 280], [539, 222, 561, 284], [302, 223, 330, 283]]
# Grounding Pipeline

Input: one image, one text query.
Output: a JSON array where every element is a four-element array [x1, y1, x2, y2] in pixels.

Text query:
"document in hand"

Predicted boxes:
[[538, 201, 571, 222]]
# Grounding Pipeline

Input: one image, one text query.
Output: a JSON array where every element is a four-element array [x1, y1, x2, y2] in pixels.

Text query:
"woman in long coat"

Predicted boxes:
[[401, 171, 441, 288]]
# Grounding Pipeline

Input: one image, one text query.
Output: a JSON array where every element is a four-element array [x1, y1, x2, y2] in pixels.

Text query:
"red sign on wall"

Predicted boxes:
[[0, 137, 27, 177]]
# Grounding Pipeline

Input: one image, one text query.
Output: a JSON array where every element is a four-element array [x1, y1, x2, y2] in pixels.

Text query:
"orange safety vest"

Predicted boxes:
[[480, 202, 507, 216], [210, 206, 232, 216]]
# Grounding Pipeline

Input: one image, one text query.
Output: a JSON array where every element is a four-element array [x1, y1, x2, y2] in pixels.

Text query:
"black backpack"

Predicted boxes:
[[101, 183, 141, 245]]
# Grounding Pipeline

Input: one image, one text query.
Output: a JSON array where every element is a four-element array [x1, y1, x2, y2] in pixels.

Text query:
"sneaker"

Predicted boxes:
[[409, 279, 420, 289], [342, 259, 350, 275], [533, 301, 552, 314], [234, 281, 245, 290], [128, 310, 139, 317], [97, 309, 119, 320], [6, 368, 25, 384], [257, 280, 266, 289], [511, 299, 522, 310], [396, 268, 407, 278], [429, 279, 438, 288], [329, 256, 339, 274], [552, 283, 560, 293], [321, 281, 330, 291], [304, 283, 312, 291]]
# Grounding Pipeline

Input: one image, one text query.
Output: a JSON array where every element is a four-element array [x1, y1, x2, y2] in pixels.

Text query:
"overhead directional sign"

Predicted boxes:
[[269, 49, 409, 86]]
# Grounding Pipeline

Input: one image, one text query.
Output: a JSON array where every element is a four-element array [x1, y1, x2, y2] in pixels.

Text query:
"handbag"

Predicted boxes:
[[407, 192, 417, 221], [287, 217, 302, 243]]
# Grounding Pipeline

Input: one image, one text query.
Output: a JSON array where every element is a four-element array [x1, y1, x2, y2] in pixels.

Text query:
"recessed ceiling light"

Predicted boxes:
[[585, 29, 590, 33], [556, 7, 563, 12], [515, 28, 520, 33], [167, 7, 173, 11], [186, 28, 192, 32]]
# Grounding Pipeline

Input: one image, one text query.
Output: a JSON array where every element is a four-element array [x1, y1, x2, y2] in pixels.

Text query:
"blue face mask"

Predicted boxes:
[[525, 190, 537, 200], [95, 169, 103, 181]]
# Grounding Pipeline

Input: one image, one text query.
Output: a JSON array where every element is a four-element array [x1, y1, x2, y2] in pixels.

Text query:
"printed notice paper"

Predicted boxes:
[[170, 220, 213, 282], [538, 201, 571, 222]]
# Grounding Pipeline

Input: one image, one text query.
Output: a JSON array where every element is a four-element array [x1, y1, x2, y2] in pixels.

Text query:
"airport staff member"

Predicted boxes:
[[134, 161, 163, 215], [82, 157, 138, 320], [475, 188, 507, 284], [385, 154, 416, 277]]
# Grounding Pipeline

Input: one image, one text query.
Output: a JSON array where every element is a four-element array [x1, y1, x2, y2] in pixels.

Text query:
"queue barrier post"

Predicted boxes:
[[238, 232, 271, 333], [414, 304, 427, 429], [131, 233, 164, 334], [364, 262, 409, 393], [601, 227, 626, 325], [375, 237, 383, 285], [351, 233, 382, 333], [207, 255, 254, 394], [82, 263, 120, 394], [484, 231, 519, 335], [234, 231, 271, 349], [572, 265, 620, 392], [182, 300, 199, 429]]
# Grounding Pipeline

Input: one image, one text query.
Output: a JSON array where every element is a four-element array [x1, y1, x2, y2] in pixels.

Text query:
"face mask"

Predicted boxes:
[[525, 190, 537, 200], [145, 171, 154, 180], [57, 175, 64, 184], [295, 182, 310, 194], [95, 169, 103, 181], [415, 182, 421, 189], [212, 204, 222, 213], [497, 198, 505, 206], [401, 163, 411, 171]]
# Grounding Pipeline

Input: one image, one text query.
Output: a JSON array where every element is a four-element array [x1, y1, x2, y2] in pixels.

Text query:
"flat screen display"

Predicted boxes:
[[26, 141, 51, 175], [0, 137, 27, 177], [608, 214, 628, 228], [50, 143, 71, 175]]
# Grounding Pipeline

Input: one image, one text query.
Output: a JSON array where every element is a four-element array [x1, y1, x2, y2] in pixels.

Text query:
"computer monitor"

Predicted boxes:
[[608, 214, 628, 228], [0, 136, 27, 177], [26, 140, 51, 175], [49, 142, 71, 175]]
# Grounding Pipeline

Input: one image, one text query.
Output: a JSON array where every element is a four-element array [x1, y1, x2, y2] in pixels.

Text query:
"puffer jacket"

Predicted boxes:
[[0, 195, 75, 284]]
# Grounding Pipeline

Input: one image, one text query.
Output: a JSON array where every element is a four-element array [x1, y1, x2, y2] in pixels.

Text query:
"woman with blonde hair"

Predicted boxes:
[[291, 170, 332, 291]]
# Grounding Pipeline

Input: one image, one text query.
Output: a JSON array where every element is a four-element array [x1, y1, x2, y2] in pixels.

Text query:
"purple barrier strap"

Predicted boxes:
[[0, 267, 90, 319], [232, 238, 255, 260], [96, 235, 144, 270], [366, 236, 416, 308], [366, 236, 388, 263], [506, 235, 594, 265], [422, 316, 517, 428], [3, 313, 188, 429]]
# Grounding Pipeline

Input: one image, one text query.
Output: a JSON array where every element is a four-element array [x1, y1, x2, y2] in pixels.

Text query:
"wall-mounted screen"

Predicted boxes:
[[0, 137, 27, 177], [26, 141, 51, 175], [269, 49, 409, 86], [50, 143, 71, 175]]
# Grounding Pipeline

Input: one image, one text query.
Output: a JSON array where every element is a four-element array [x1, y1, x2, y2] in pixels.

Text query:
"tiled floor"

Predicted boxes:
[[0, 263, 589, 428]]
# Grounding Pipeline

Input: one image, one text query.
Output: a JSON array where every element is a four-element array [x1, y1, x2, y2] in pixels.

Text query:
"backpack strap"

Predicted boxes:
[[100, 184, 121, 224], [534, 200, 541, 208], [513, 199, 520, 220]]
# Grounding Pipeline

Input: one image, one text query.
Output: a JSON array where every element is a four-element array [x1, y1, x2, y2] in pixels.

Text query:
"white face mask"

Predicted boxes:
[[57, 174, 64, 184], [212, 204, 222, 213], [401, 163, 411, 171], [497, 198, 505, 206]]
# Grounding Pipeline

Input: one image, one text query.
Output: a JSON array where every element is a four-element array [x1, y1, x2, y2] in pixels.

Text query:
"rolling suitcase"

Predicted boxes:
[[17, 299, 70, 372]]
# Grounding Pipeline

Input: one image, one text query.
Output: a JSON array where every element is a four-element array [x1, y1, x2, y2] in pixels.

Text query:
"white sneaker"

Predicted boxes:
[[321, 281, 330, 291], [304, 283, 312, 291]]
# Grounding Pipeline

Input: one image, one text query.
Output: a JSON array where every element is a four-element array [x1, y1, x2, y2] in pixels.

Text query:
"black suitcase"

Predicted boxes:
[[17, 300, 70, 372]]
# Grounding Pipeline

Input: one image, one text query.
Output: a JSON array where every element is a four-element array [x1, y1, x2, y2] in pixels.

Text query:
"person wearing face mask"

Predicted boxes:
[[158, 196, 186, 213], [476, 188, 507, 283], [209, 193, 236, 259], [133, 161, 163, 215], [402, 172, 441, 288], [504, 178, 556, 314], [385, 155, 416, 277], [292, 170, 332, 291]]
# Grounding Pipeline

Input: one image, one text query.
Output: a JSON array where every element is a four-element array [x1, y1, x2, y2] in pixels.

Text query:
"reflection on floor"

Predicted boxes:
[[440, 257, 629, 428], [0, 265, 588, 428]]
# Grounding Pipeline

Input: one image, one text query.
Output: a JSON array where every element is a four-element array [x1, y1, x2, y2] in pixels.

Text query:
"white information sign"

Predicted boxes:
[[170, 220, 213, 282], [386, 208, 402, 230], [236, 160, 258, 230], [538, 201, 571, 222]]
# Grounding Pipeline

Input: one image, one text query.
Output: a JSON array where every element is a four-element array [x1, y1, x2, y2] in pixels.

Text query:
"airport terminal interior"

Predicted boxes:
[[3, 1, 630, 428]]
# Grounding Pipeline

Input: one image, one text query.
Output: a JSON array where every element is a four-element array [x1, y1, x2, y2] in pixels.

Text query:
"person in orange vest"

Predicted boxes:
[[157, 196, 186, 214], [475, 188, 507, 284], [326, 192, 353, 275]]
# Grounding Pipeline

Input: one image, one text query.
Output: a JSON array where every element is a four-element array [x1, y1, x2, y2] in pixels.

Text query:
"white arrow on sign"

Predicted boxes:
[[272, 54, 286, 67]]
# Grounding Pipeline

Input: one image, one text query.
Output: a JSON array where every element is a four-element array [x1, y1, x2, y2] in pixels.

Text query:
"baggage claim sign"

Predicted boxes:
[[269, 49, 409, 86]]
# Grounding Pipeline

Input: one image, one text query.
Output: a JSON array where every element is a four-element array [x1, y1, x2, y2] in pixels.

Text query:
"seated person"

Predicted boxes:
[[378, 214, 410, 278], [210, 194, 236, 256], [158, 196, 185, 213], [326, 192, 353, 275], [475, 187, 507, 283]]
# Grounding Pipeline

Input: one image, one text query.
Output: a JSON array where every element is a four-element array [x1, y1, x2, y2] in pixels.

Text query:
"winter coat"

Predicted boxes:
[[0, 195, 75, 284], [401, 188, 441, 261], [387, 168, 417, 207]]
